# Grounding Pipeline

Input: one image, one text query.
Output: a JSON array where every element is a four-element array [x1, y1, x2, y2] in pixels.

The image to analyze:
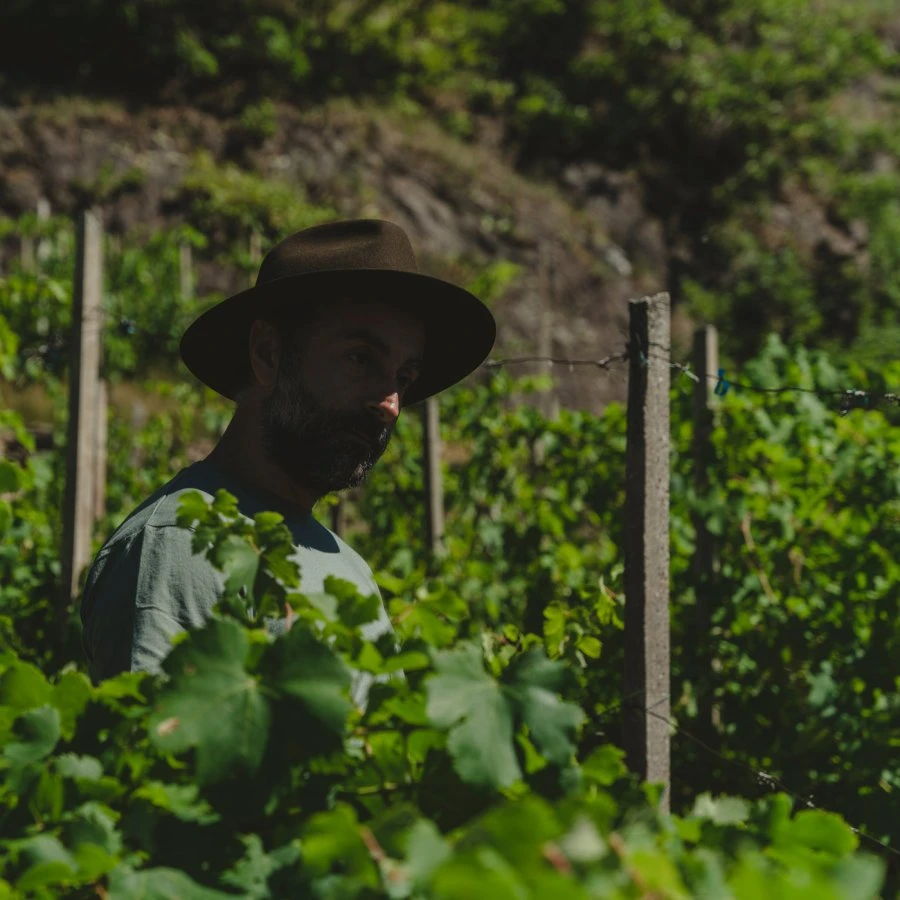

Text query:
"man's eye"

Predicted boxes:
[[348, 350, 370, 365], [398, 371, 417, 390]]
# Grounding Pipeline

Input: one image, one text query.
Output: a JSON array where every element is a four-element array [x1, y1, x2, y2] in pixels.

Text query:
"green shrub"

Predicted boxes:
[[0, 488, 886, 897]]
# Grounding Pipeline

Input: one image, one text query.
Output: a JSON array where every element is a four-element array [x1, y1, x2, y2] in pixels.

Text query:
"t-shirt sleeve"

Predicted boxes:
[[81, 524, 224, 683]]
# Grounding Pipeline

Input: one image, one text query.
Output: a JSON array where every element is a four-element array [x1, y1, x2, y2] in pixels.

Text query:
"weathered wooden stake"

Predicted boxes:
[[179, 242, 194, 300], [692, 325, 719, 736], [36, 198, 52, 263], [20, 235, 35, 272], [249, 231, 263, 287], [330, 497, 346, 538], [422, 396, 445, 558], [623, 291, 671, 811], [94, 379, 108, 523], [60, 209, 104, 635], [538, 245, 560, 420]]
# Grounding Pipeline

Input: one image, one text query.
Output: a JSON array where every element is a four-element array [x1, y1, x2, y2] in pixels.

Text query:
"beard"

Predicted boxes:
[[260, 354, 393, 496]]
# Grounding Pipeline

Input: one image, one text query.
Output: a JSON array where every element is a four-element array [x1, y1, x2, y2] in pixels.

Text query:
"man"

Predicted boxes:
[[80, 219, 496, 694]]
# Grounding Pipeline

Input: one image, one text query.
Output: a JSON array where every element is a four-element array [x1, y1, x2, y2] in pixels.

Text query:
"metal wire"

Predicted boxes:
[[480, 348, 900, 413]]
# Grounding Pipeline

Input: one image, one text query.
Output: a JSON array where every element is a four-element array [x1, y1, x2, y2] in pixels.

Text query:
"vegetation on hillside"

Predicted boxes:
[[2, 0, 899, 365]]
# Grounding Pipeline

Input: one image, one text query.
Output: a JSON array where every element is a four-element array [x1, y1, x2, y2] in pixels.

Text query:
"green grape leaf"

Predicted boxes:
[[0, 460, 22, 493], [55, 754, 103, 782], [559, 815, 607, 864], [773, 809, 858, 857], [691, 793, 750, 825], [107, 866, 237, 899], [828, 855, 887, 900], [132, 781, 217, 823], [255, 513, 301, 588], [383, 651, 431, 674], [221, 834, 300, 898], [324, 576, 383, 628], [0, 499, 12, 535], [259, 624, 351, 746], [150, 618, 270, 784], [5, 705, 60, 765], [503, 649, 582, 766], [0, 659, 52, 713], [426, 643, 520, 788], [175, 490, 212, 529], [52, 671, 92, 739], [212, 534, 259, 597], [212, 489, 240, 518], [404, 820, 451, 888], [31, 768, 63, 820], [581, 744, 627, 787], [63, 802, 122, 881], [11, 835, 76, 892], [300, 805, 376, 881]]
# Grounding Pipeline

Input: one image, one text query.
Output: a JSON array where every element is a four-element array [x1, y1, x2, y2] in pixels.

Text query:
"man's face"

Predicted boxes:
[[260, 298, 425, 496]]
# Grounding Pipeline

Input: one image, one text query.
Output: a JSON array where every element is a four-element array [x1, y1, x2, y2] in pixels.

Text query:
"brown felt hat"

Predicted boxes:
[[179, 219, 496, 405]]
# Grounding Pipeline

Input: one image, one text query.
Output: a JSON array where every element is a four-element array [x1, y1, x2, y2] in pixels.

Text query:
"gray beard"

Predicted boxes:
[[260, 360, 392, 497]]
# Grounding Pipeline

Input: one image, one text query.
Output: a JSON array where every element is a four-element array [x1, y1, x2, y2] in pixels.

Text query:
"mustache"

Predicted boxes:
[[324, 411, 393, 454]]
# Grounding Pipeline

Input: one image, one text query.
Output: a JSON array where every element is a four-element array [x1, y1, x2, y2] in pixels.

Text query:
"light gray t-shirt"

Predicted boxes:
[[80, 458, 389, 701]]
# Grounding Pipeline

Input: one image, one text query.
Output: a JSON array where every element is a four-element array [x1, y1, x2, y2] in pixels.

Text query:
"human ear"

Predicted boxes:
[[248, 319, 282, 389]]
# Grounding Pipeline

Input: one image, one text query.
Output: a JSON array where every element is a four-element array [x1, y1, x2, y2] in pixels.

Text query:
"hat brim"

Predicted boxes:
[[179, 269, 497, 406]]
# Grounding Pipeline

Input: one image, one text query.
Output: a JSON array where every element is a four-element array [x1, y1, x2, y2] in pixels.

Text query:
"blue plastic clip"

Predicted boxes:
[[714, 368, 731, 396]]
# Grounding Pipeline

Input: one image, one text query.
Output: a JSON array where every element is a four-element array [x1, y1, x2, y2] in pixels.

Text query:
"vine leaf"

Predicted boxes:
[[404, 820, 451, 888], [212, 534, 259, 598], [503, 650, 582, 766], [425, 643, 520, 788], [221, 834, 300, 897], [149, 618, 270, 785], [0, 659, 52, 714], [426, 644, 583, 789], [107, 866, 236, 899], [260, 624, 352, 746], [4, 705, 60, 766], [12, 835, 76, 893], [773, 809, 858, 856]]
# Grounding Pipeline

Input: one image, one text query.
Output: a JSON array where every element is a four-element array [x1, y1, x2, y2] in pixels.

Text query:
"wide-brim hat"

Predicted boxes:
[[179, 218, 496, 405]]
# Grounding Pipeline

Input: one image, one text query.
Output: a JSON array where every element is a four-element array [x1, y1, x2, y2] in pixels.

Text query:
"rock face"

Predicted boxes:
[[0, 99, 670, 411]]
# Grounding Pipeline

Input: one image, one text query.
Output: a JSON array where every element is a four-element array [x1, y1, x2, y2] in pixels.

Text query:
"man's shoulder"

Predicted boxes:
[[324, 523, 375, 575], [100, 465, 212, 551], [293, 514, 379, 594]]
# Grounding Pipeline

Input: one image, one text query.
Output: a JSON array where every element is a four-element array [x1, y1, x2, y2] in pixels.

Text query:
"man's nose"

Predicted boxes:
[[367, 391, 401, 425]]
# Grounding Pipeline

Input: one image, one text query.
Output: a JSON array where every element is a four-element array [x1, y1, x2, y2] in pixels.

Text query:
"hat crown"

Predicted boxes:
[[257, 219, 418, 285]]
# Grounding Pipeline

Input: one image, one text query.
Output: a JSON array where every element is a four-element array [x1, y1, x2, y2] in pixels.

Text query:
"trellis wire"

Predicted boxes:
[[482, 349, 900, 415], [587, 690, 900, 862]]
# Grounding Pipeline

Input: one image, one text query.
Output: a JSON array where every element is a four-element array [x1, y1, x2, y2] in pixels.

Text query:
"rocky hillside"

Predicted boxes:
[[0, 98, 675, 411]]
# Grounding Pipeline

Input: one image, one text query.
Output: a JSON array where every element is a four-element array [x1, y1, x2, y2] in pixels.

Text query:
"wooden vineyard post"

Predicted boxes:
[[623, 291, 671, 811], [330, 497, 346, 538], [20, 199, 51, 271], [692, 325, 719, 738], [538, 245, 560, 420], [94, 379, 109, 524], [36, 198, 52, 263], [179, 242, 194, 300], [249, 231, 262, 287], [60, 209, 104, 640], [20, 236, 34, 271], [422, 395, 445, 559]]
